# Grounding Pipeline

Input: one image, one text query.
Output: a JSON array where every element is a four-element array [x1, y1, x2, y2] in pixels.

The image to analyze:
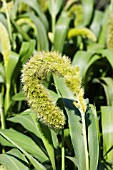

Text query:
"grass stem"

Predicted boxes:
[[81, 112, 89, 170], [0, 94, 6, 153], [61, 129, 65, 170]]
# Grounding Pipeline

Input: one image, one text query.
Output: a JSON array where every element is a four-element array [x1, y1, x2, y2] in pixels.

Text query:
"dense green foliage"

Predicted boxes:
[[0, 0, 113, 169]]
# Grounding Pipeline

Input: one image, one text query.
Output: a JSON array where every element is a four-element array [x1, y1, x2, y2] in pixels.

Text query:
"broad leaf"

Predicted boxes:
[[0, 130, 46, 170], [22, 0, 48, 30], [93, 77, 113, 106], [53, 75, 99, 169], [53, 75, 86, 169], [0, 129, 48, 163], [101, 106, 113, 161], [12, 91, 26, 101], [87, 105, 99, 170], [6, 52, 19, 84], [11, 19, 30, 41], [81, 0, 94, 26], [98, 7, 109, 45], [19, 39, 36, 64], [54, 12, 71, 52], [8, 110, 41, 138], [49, 0, 63, 17], [37, 122, 56, 170], [99, 49, 113, 69], [90, 10, 103, 38], [27, 13, 49, 51], [0, 22, 11, 70], [0, 148, 29, 170], [72, 51, 100, 79]]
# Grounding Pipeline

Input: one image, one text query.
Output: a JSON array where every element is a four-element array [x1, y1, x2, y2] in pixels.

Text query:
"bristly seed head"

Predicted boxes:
[[21, 51, 86, 130]]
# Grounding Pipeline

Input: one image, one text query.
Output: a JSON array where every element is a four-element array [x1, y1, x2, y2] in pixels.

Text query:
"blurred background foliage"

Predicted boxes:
[[0, 0, 113, 169]]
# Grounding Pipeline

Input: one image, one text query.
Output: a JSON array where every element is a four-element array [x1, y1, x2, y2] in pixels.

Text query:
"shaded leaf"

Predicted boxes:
[[93, 77, 113, 106], [65, 156, 77, 167], [98, 49, 113, 69], [11, 19, 30, 41]]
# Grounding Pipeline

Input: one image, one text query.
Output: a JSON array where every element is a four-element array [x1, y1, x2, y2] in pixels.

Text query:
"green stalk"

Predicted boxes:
[[52, 15, 56, 36], [51, 15, 56, 50], [0, 95, 6, 129], [0, 94, 6, 153], [2, 0, 12, 42], [5, 83, 10, 115], [61, 129, 65, 170], [81, 112, 89, 170]]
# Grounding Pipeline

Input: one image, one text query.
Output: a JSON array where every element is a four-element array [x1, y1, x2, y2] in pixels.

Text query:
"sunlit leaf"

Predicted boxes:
[[54, 12, 71, 52], [98, 49, 113, 69], [19, 39, 36, 64], [22, 0, 48, 30], [0, 129, 46, 170], [8, 110, 41, 138], [53, 75, 99, 169], [87, 105, 99, 170], [0, 129, 48, 163], [0, 148, 29, 170], [81, 0, 94, 26], [0, 22, 11, 70], [26, 13, 49, 51], [90, 10, 103, 38], [101, 106, 113, 161], [37, 122, 56, 170], [98, 7, 109, 45], [49, 0, 63, 17], [72, 51, 100, 79], [12, 91, 26, 101], [53, 75, 86, 169]]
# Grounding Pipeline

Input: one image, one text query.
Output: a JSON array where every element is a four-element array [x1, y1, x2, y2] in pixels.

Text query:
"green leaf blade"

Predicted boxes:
[[53, 75, 86, 170], [54, 13, 71, 52], [0, 149, 29, 170], [101, 106, 113, 161], [87, 105, 99, 170], [0, 129, 48, 163]]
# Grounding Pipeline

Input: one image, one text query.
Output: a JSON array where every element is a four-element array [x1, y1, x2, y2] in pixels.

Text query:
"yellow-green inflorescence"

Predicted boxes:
[[106, 0, 113, 49], [22, 51, 86, 130]]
